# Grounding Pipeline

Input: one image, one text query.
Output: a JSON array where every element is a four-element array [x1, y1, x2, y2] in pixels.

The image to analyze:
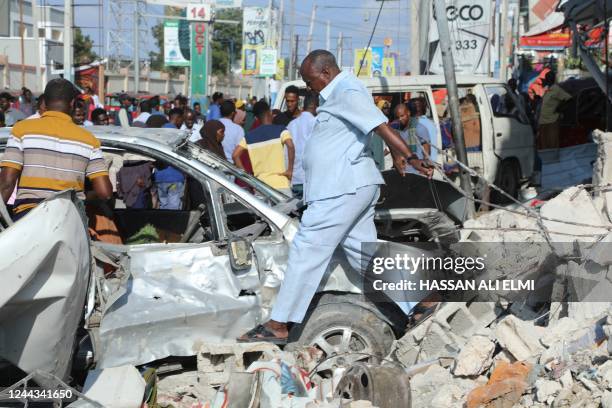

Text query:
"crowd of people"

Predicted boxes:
[[0, 76, 320, 222]]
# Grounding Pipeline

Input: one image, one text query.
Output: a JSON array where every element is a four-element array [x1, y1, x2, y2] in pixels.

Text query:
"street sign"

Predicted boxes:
[[187, 3, 213, 22], [191, 22, 209, 96], [259, 49, 277, 77], [164, 21, 190, 67]]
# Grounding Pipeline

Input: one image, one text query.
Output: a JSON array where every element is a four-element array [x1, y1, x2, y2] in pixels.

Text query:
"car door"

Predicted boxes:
[[93, 142, 266, 369], [481, 84, 535, 179]]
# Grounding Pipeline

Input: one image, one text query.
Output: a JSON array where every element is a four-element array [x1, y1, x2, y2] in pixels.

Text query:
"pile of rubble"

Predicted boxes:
[[69, 132, 612, 407]]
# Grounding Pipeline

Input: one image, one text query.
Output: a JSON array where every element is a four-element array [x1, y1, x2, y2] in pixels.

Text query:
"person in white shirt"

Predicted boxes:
[[286, 92, 318, 198], [133, 100, 152, 126], [218, 100, 245, 163], [410, 97, 438, 164], [269, 75, 281, 107], [181, 109, 204, 142]]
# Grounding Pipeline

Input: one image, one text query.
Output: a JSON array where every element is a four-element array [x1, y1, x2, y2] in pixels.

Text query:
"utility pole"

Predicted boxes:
[[433, 0, 475, 216], [19, 0, 25, 88], [32, 0, 42, 92], [289, 0, 295, 79], [338, 32, 343, 67], [63, 0, 73, 82], [306, 5, 316, 54], [133, 9, 140, 94], [278, 0, 284, 57], [410, 0, 419, 74], [500, 0, 509, 81], [293, 34, 299, 78], [326, 20, 330, 51]]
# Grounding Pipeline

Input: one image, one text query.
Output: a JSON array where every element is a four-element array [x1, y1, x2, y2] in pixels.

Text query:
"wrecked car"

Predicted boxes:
[[0, 126, 447, 384]]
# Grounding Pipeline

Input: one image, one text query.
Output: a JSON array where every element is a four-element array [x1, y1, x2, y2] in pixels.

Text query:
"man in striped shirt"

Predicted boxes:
[[0, 78, 113, 220]]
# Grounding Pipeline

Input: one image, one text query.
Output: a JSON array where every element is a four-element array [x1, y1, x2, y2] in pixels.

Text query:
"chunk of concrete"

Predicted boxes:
[[82, 365, 145, 408], [540, 187, 611, 255], [535, 378, 562, 403], [410, 364, 452, 407], [495, 315, 544, 362], [453, 335, 495, 376], [540, 317, 580, 348], [592, 130, 612, 223], [466, 361, 532, 408], [197, 342, 281, 386]]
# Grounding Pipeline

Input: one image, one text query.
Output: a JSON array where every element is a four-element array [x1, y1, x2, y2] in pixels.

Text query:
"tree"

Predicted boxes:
[[211, 9, 243, 75], [149, 7, 243, 76], [150, 6, 186, 74], [73, 27, 98, 64]]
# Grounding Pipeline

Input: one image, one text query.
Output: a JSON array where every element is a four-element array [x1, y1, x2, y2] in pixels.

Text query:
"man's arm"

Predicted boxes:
[[0, 167, 20, 203], [374, 123, 433, 177], [282, 138, 295, 180], [232, 144, 247, 170], [91, 175, 113, 200]]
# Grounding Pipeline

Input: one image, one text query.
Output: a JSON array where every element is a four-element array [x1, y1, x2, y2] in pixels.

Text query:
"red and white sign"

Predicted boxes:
[[187, 3, 213, 22]]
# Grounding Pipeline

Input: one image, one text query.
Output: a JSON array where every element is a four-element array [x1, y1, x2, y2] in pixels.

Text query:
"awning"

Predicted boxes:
[[520, 30, 572, 49]]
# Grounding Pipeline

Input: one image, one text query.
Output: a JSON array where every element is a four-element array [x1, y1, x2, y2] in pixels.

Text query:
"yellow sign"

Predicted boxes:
[[383, 57, 396, 77], [354, 48, 372, 77], [276, 58, 285, 79], [242, 45, 259, 76]]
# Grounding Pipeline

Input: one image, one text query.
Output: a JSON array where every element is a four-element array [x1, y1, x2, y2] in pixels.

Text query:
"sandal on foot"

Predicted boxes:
[[237, 324, 288, 345]]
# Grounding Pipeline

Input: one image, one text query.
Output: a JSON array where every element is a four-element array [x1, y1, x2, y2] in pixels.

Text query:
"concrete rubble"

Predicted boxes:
[[66, 132, 612, 407]]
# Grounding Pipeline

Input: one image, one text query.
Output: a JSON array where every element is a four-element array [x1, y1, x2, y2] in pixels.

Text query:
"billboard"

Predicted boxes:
[[354, 49, 372, 77], [164, 21, 190, 67], [371, 47, 384, 77], [241, 7, 278, 76], [383, 57, 396, 77], [427, 0, 491, 75], [259, 49, 278, 77], [191, 22, 208, 96]]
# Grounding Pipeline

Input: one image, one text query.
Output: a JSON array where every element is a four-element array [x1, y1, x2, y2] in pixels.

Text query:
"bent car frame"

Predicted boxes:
[[0, 126, 444, 384]]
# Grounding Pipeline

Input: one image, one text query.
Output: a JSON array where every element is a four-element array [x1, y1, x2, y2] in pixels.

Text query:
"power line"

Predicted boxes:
[[358, 0, 385, 76]]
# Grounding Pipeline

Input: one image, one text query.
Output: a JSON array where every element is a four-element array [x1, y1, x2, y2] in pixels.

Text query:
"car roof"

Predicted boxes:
[[281, 74, 506, 90]]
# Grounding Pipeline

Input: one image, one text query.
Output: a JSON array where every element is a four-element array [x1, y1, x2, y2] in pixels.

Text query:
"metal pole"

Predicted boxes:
[[278, 0, 284, 57], [410, 0, 419, 74], [326, 20, 330, 51], [306, 5, 316, 54], [19, 0, 25, 88], [63, 0, 73, 82], [32, 0, 42, 92], [289, 0, 295, 79], [500, 0, 509, 80], [294, 34, 299, 77], [433, 0, 475, 216], [267, 0, 273, 48], [338, 32, 343, 67], [133, 8, 139, 94]]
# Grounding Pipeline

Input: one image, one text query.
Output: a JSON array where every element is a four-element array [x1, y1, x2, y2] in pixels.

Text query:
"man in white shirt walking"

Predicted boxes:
[[286, 92, 318, 198], [219, 100, 245, 163]]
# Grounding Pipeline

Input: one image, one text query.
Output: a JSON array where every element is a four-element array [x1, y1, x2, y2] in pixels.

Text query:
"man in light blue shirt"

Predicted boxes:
[[238, 50, 432, 343], [206, 92, 223, 121]]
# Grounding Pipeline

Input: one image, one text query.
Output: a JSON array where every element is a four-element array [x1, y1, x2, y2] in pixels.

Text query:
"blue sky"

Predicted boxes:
[[70, 0, 413, 72]]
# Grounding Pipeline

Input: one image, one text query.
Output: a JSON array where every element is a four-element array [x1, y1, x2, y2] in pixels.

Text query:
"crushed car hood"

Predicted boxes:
[[0, 191, 91, 381]]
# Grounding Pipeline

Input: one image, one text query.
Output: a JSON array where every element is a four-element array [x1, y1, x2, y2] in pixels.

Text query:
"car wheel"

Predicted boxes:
[[287, 296, 396, 373], [491, 160, 520, 204]]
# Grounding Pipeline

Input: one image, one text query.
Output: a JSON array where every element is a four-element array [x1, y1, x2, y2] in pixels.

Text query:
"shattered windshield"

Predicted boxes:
[[177, 141, 296, 209]]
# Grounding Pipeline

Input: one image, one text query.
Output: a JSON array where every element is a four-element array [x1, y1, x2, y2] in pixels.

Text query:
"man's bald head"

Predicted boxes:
[[300, 50, 341, 94], [395, 103, 411, 128]]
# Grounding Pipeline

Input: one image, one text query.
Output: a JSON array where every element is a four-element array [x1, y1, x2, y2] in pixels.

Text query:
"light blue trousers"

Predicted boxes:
[[270, 185, 380, 323]]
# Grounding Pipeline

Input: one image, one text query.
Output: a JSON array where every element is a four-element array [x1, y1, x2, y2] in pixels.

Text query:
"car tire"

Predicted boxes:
[[491, 160, 520, 204], [287, 294, 396, 373]]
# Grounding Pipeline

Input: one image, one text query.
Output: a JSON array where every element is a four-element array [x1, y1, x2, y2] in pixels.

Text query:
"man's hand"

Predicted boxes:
[[393, 155, 406, 177], [410, 159, 434, 178], [280, 170, 293, 181]]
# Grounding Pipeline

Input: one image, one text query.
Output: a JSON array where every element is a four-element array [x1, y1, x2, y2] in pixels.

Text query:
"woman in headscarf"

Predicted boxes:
[[197, 120, 226, 159]]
